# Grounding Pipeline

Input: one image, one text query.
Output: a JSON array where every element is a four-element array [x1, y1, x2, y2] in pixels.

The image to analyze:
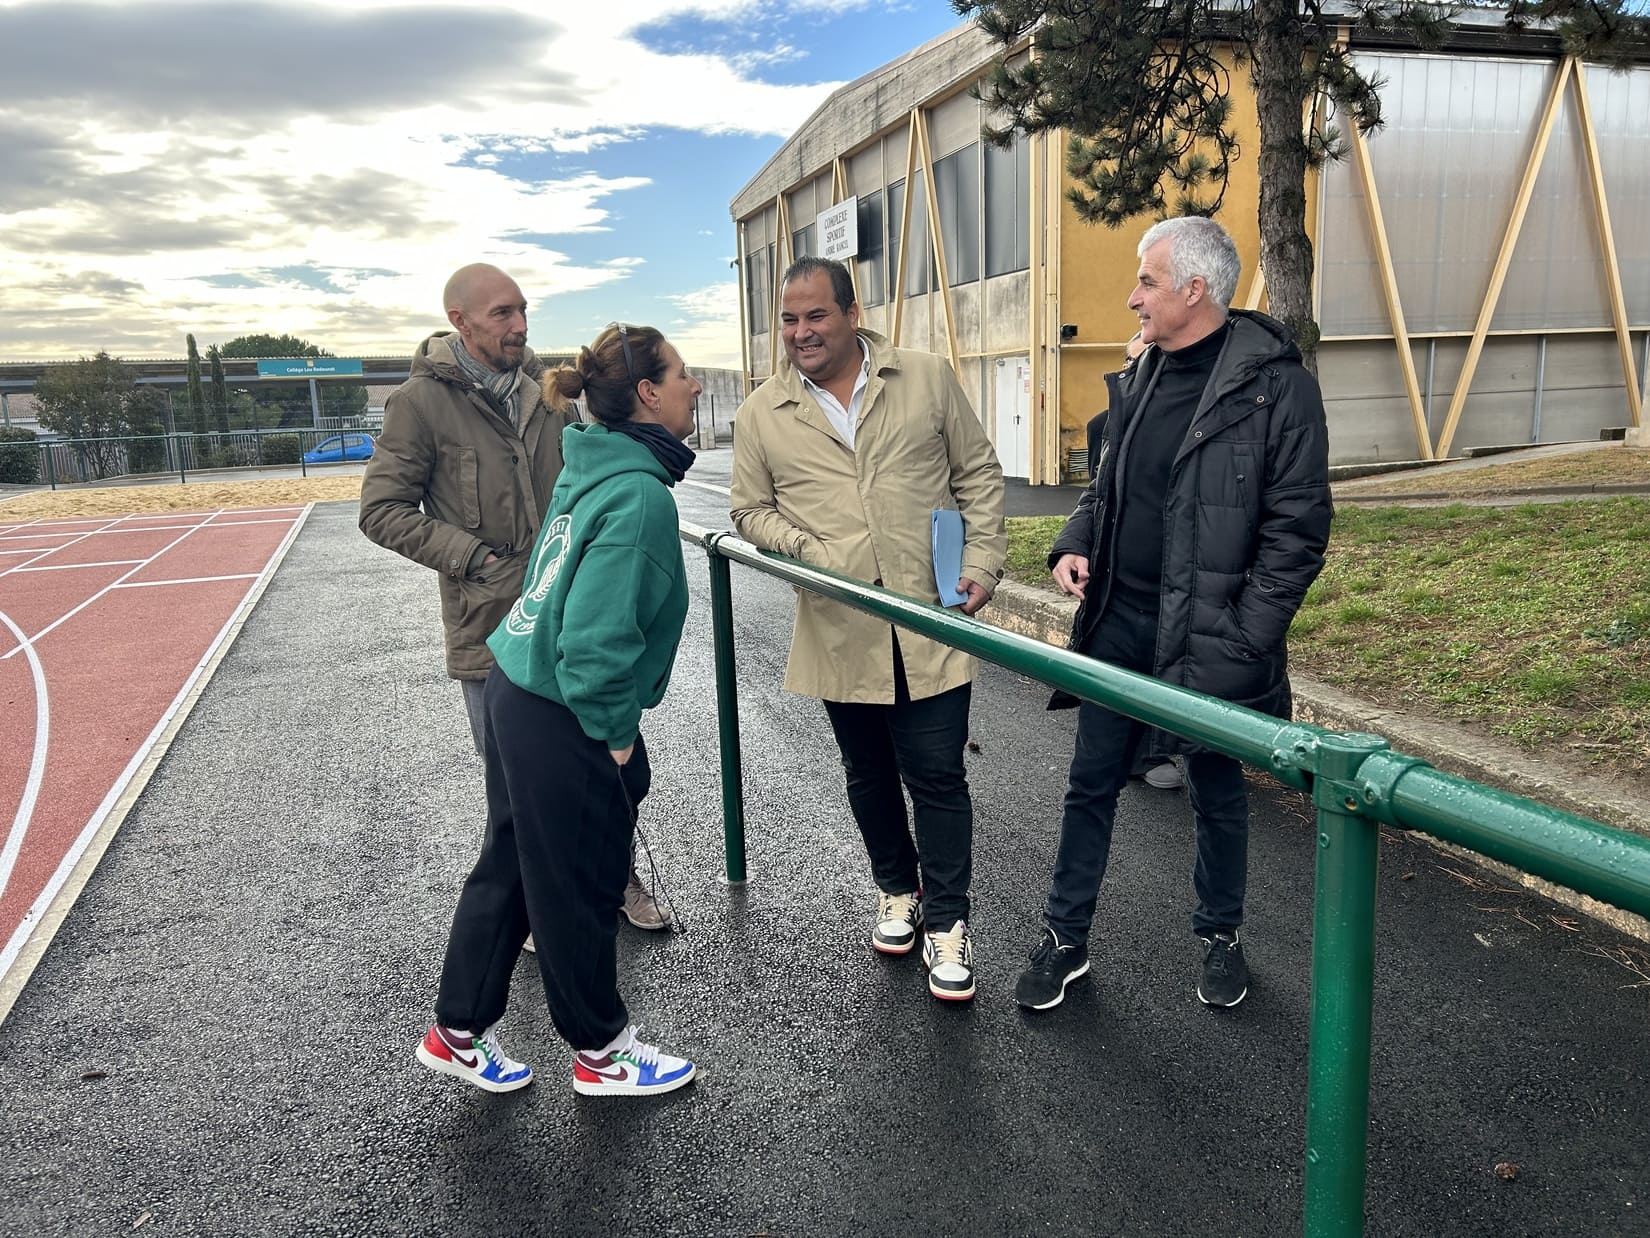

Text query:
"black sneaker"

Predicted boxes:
[[1014, 927, 1090, 1010], [1197, 932, 1250, 1007]]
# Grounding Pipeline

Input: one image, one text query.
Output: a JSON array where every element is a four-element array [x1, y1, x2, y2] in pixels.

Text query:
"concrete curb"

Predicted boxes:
[[1335, 482, 1650, 503], [982, 577, 1650, 943]]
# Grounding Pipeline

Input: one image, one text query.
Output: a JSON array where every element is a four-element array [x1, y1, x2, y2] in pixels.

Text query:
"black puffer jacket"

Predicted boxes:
[[1049, 310, 1332, 740]]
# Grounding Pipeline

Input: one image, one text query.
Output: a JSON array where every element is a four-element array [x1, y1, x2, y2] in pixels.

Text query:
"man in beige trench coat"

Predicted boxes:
[[731, 256, 1006, 1002]]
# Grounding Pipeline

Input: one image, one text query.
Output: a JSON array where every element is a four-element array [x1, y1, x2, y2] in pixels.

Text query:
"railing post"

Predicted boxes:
[[706, 540, 748, 883], [1304, 731, 1390, 1238]]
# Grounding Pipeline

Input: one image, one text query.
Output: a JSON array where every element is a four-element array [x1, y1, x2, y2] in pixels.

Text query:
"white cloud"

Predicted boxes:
[[0, 0, 866, 359], [665, 281, 743, 370]]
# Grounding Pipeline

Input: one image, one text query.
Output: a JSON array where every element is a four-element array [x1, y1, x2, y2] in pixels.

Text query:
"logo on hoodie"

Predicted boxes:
[[502, 514, 572, 638]]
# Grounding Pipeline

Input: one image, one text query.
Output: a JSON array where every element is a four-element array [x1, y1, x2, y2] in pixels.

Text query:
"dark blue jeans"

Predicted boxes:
[[822, 641, 973, 934], [1045, 601, 1250, 946]]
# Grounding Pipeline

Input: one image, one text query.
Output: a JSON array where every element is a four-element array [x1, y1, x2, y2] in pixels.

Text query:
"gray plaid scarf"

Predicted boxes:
[[450, 336, 521, 426]]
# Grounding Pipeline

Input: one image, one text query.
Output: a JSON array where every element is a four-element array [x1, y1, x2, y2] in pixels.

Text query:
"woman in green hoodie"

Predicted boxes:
[[415, 323, 702, 1098]]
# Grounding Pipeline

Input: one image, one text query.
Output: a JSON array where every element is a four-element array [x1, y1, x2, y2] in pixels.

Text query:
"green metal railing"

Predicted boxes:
[[678, 521, 1650, 1238]]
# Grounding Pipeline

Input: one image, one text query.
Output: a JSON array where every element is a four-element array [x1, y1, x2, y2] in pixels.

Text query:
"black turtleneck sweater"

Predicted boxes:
[[1111, 321, 1230, 612]]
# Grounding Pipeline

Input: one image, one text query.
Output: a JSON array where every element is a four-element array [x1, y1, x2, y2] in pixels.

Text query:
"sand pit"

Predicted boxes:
[[0, 476, 363, 519]]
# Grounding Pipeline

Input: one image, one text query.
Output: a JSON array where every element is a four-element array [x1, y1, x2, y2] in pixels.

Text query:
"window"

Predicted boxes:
[[984, 133, 1031, 277], [856, 191, 885, 306], [904, 170, 935, 297], [792, 224, 817, 260], [935, 143, 981, 286], [747, 245, 770, 335]]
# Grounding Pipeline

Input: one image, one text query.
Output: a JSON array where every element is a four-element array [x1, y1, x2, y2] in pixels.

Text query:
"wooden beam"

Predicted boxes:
[[771, 193, 791, 377], [914, 109, 961, 376], [1026, 129, 1045, 485], [1042, 127, 1064, 485], [736, 219, 752, 392], [1348, 120, 1434, 460], [832, 156, 861, 307], [1435, 57, 1573, 459], [1243, 265, 1267, 313], [890, 111, 920, 346], [1572, 61, 1643, 428]]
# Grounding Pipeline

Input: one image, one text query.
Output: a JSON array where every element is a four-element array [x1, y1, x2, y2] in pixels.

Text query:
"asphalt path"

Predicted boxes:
[[0, 464, 1646, 1237]]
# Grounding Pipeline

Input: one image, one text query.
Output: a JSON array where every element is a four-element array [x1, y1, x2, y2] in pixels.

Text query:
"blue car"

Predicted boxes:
[[303, 432, 375, 464]]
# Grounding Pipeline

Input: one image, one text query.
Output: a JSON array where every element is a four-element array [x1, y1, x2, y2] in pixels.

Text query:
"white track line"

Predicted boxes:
[[0, 610, 50, 909], [111, 574, 261, 589], [13, 560, 148, 573], [0, 516, 128, 579], [679, 478, 731, 497], [2, 517, 296, 539], [0, 503, 316, 1019], [1, 511, 233, 660]]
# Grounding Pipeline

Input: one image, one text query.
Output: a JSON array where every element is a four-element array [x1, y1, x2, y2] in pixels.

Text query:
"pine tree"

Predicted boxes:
[[185, 334, 208, 436], [955, 0, 1647, 371], [207, 345, 230, 434]]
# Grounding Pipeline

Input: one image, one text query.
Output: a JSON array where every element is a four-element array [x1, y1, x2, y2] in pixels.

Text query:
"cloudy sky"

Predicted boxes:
[[0, 0, 962, 369]]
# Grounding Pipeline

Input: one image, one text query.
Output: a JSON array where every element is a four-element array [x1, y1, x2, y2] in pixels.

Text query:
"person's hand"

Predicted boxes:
[[610, 744, 634, 766], [1052, 553, 1089, 599], [483, 552, 498, 565], [957, 577, 993, 616]]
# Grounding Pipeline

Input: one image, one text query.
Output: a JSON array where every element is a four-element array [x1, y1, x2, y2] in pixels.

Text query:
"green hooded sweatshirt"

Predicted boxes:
[[487, 422, 688, 748]]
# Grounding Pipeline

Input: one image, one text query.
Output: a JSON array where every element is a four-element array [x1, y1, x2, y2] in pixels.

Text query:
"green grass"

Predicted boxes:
[[1005, 498, 1650, 782]]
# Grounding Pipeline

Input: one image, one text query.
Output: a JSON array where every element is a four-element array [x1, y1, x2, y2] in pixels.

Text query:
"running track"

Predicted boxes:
[[0, 505, 309, 1002]]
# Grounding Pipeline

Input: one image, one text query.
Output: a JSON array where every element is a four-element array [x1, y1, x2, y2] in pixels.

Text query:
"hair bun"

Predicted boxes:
[[547, 365, 584, 402]]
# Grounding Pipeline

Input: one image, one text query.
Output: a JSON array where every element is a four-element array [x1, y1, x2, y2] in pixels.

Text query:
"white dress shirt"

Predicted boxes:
[[800, 339, 871, 450]]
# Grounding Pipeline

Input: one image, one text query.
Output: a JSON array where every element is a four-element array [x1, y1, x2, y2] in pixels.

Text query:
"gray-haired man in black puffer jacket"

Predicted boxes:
[[1016, 217, 1332, 1013]]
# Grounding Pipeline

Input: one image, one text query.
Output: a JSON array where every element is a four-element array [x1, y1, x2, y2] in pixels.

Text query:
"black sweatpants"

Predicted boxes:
[[433, 667, 649, 1052]]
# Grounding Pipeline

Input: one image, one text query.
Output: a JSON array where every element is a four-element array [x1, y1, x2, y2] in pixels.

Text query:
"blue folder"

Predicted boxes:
[[932, 508, 967, 607]]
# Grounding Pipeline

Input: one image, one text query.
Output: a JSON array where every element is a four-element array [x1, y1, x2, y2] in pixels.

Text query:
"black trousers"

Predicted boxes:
[[1045, 600, 1250, 946], [821, 641, 974, 933], [434, 668, 649, 1052]]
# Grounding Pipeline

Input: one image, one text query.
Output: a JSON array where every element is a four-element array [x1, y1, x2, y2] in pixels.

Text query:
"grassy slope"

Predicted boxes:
[[1006, 499, 1650, 780]]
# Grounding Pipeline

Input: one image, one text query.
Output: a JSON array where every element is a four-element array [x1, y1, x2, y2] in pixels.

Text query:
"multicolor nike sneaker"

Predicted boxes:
[[416, 1023, 534, 1093], [572, 1025, 696, 1097]]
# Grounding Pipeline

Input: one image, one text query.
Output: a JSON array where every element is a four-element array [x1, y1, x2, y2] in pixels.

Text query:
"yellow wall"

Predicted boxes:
[[1053, 59, 1321, 470]]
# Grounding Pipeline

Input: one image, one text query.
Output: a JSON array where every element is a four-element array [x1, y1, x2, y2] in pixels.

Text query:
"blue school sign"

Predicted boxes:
[[255, 358, 364, 378]]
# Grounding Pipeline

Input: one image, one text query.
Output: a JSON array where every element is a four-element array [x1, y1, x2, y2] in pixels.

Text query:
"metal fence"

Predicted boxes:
[[678, 521, 1650, 1238], [0, 427, 376, 490]]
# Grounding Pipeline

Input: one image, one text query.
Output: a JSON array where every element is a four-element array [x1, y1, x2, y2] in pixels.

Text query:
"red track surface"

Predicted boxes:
[[0, 506, 307, 975]]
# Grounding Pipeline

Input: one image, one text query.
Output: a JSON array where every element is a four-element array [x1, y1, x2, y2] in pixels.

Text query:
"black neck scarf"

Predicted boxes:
[[612, 419, 696, 485]]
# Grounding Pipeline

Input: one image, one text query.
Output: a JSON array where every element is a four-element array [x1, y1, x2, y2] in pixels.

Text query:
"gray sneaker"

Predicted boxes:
[[622, 868, 673, 931], [1142, 760, 1184, 790]]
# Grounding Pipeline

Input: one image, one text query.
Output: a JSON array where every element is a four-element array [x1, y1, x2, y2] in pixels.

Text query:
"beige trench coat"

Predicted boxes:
[[730, 329, 1006, 703]]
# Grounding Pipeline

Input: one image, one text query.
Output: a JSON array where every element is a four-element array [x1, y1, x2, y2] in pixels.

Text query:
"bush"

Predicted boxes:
[[260, 434, 302, 465], [0, 427, 39, 485], [196, 442, 259, 470], [127, 435, 170, 475]]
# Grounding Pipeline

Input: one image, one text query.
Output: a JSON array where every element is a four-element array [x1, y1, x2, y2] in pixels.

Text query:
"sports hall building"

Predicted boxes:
[[728, 12, 1649, 481]]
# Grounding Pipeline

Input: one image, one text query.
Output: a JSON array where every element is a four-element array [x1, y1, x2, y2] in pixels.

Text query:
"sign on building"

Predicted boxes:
[[817, 196, 858, 261], [255, 358, 365, 378]]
